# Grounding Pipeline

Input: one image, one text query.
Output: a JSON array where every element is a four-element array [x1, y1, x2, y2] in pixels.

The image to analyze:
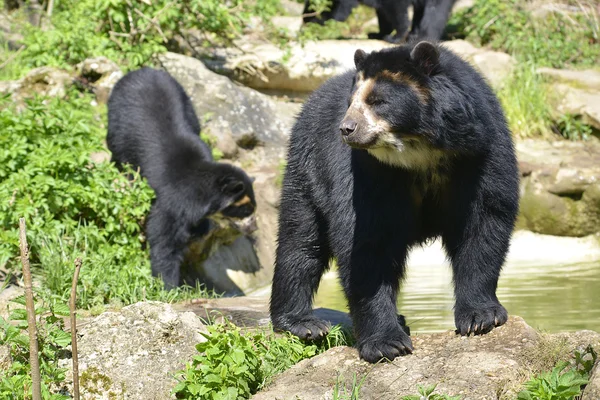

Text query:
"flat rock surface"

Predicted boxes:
[[198, 39, 515, 92], [253, 317, 600, 400]]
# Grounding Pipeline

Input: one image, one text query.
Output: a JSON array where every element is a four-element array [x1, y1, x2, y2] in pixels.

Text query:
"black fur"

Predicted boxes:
[[303, 0, 457, 43], [270, 41, 519, 363], [107, 68, 256, 289]]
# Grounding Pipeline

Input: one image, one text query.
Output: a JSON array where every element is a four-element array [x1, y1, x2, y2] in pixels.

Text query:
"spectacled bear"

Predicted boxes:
[[303, 0, 457, 43], [107, 68, 257, 289], [270, 41, 519, 363]]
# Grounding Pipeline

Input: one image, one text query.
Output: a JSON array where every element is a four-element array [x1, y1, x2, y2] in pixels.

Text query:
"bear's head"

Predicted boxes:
[[340, 41, 443, 169]]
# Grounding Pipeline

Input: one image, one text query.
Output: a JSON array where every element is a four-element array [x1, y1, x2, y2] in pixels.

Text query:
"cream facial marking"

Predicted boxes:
[[232, 195, 252, 207], [348, 75, 391, 138]]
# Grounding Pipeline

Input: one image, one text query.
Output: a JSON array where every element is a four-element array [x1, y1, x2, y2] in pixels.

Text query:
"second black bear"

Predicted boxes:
[[107, 68, 256, 289], [271, 41, 519, 363], [303, 0, 457, 43]]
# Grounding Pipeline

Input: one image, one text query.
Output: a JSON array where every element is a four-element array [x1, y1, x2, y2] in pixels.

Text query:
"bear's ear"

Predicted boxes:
[[354, 49, 367, 70], [410, 41, 439, 76]]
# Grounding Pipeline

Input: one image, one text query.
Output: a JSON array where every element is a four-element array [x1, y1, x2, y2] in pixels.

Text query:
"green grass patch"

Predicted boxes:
[[449, 0, 599, 68], [496, 63, 554, 139], [173, 321, 353, 399]]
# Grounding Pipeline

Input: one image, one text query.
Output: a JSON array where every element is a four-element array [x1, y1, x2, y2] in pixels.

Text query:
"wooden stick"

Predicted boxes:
[[70, 258, 82, 400], [47, 0, 54, 17], [19, 218, 42, 400]]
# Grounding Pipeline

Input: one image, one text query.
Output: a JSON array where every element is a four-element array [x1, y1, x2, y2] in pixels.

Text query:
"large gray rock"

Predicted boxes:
[[517, 139, 600, 236], [538, 67, 600, 131], [158, 52, 297, 159], [253, 317, 600, 400], [65, 302, 207, 399], [0, 66, 74, 102], [197, 39, 515, 92]]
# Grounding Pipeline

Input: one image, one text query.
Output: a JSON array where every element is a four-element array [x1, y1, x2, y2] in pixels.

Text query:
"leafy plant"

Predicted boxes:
[[517, 346, 597, 400], [555, 114, 594, 141], [173, 321, 352, 399], [402, 384, 461, 400], [0, 295, 71, 399]]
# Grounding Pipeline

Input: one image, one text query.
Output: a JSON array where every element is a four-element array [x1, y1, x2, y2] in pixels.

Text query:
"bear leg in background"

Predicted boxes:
[[146, 201, 192, 289], [270, 189, 332, 340], [338, 243, 413, 363], [442, 165, 513, 336], [367, 9, 394, 39], [330, 0, 360, 21], [409, 0, 457, 41], [376, 0, 411, 43]]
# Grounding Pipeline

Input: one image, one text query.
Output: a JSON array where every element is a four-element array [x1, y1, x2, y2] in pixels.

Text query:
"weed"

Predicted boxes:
[[173, 321, 352, 399], [332, 373, 367, 400], [0, 295, 71, 399], [517, 345, 597, 400], [555, 114, 594, 141], [402, 384, 461, 400]]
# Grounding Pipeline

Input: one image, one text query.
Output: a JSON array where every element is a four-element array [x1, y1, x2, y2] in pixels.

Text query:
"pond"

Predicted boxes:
[[314, 239, 600, 334]]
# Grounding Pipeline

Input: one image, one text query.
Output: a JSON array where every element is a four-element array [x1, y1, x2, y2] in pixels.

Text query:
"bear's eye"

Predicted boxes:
[[366, 96, 384, 106]]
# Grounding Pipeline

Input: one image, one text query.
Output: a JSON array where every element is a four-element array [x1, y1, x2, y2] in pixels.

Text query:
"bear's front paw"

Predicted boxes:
[[455, 302, 508, 336], [273, 314, 331, 341], [358, 329, 413, 363]]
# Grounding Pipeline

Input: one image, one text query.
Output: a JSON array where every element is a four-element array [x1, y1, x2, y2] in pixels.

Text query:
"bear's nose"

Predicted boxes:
[[340, 119, 357, 136]]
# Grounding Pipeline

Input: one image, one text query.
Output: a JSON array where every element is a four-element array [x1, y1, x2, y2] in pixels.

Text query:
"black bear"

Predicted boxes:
[[303, 0, 457, 43], [107, 68, 257, 289], [270, 41, 519, 363]]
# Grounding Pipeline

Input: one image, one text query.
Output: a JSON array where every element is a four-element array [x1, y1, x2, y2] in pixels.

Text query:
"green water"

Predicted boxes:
[[314, 260, 600, 334]]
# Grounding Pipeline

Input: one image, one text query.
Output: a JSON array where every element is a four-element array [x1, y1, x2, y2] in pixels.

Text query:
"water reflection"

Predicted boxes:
[[314, 260, 600, 334]]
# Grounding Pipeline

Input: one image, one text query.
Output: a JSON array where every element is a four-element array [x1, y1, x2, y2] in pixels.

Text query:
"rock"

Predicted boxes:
[[198, 39, 393, 93], [197, 39, 515, 93], [158, 52, 296, 157], [0, 66, 74, 104], [280, 0, 304, 16], [547, 83, 600, 131], [516, 139, 600, 236], [583, 360, 600, 400], [253, 317, 600, 400], [76, 57, 124, 103], [174, 296, 353, 330], [538, 67, 600, 91], [68, 301, 207, 399], [442, 40, 516, 87]]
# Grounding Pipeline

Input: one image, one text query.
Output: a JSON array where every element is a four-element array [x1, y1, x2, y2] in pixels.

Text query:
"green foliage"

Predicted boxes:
[[173, 322, 352, 399], [402, 384, 461, 400], [3, 0, 282, 76], [555, 114, 594, 141], [450, 0, 599, 68], [0, 91, 210, 308], [517, 346, 597, 400], [0, 295, 71, 399], [200, 133, 224, 161], [332, 373, 367, 400], [304, 0, 333, 16]]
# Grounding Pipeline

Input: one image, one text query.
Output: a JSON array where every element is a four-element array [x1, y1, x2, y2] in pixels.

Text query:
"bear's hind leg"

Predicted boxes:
[[270, 196, 331, 341], [340, 246, 412, 363]]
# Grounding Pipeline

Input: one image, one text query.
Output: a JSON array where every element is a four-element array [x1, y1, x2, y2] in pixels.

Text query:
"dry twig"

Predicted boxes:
[[70, 258, 82, 400], [19, 218, 42, 400]]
